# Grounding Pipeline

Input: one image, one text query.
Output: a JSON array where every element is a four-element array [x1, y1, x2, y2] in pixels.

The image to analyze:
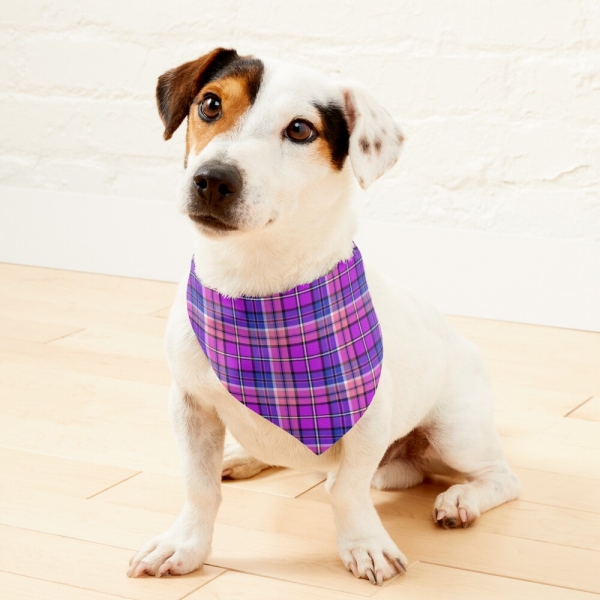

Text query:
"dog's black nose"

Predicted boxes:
[[193, 161, 242, 207]]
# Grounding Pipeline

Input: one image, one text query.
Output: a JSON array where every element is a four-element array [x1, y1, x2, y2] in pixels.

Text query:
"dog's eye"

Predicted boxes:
[[199, 94, 222, 121], [284, 119, 315, 143]]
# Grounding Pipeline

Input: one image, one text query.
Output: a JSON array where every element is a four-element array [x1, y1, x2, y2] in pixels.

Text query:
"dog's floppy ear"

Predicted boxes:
[[342, 82, 404, 189], [156, 48, 239, 140]]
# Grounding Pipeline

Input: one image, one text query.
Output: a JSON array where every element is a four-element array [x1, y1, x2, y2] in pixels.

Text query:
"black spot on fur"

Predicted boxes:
[[359, 136, 371, 154], [314, 102, 350, 170], [374, 139, 382, 154], [206, 57, 264, 103]]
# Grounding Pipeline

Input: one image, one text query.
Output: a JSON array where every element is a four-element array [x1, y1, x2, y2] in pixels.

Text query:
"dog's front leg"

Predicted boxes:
[[328, 415, 408, 585], [128, 383, 224, 577]]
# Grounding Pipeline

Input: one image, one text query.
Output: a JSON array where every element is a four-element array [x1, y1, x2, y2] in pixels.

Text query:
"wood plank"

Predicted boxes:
[[0, 447, 137, 499], [0, 571, 125, 600], [191, 570, 366, 600], [95, 470, 600, 588], [502, 437, 600, 479], [492, 383, 587, 417], [447, 315, 600, 396], [298, 484, 600, 593], [2, 264, 599, 598], [568, 397, 600, 422], [373, 562, 600, 600], [0, 363, 319, 490], [475, 499, 600, 552], [0, 362, 169, 423], [303, 479, 600, 552], [98, 470, 325, 516], [447, 315, 600, 358], [0, 295, 170, 335], [0, 337, 170, 385], [0, 262, 177, 316], [0, 486, 384, 597], [514, 467, 600, 514], [50, 323, 167, 361], [0, 413, 179, 476], [151, 307, 171, 318], [537, 418, 600, 450], [386, 510, 600, 593], [0, 315, 81, 344], [97, 467, 600, 552], [0, 525, 223, 600], [0, 360, 177, 474], [492, 383, 588, 438], [209, 524, 383, 596], [222, 466, 325, 498]]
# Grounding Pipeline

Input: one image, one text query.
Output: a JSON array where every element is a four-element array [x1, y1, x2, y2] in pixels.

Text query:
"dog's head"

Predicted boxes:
[[157, 48, 404, 236]]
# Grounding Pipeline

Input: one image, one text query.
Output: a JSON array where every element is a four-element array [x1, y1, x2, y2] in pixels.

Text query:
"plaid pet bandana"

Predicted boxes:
[[187, 245, 383, 454]]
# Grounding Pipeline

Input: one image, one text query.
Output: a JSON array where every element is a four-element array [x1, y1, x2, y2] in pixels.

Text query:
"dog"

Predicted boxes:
[[127, 48, 520, 585]]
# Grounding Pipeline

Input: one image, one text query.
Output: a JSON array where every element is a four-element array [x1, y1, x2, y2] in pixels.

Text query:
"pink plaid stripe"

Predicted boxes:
[[187, 245, 383, 454]]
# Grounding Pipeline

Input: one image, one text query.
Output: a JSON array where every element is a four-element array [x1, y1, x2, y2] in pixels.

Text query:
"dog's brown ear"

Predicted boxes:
[[341, 82, 404, 189], [156, 48, 239, 140]]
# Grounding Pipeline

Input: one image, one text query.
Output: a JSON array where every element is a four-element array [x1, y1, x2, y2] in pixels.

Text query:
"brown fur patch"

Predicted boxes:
[[378, 428, 430, 468], [187, 75, 255, 155], [157, 48, 239, 141], [343, 91, 357, 133], [359, 136, 371, 154], [374, 139, 382, 154]]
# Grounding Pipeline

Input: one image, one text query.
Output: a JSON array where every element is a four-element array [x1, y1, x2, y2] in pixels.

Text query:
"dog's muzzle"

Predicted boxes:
[[188, 160, 243, 231]]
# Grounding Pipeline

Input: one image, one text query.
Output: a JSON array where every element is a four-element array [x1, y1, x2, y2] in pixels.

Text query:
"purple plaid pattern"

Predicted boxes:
[[187, 245, 383, 454]]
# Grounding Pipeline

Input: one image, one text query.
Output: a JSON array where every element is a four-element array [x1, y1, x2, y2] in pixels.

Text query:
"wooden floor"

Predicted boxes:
[[1, 262, 599, 600]]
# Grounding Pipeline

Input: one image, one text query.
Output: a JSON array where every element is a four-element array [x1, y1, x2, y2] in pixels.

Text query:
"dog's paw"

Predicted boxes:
[[338, 537, 407, 585], [371, 460, 424, 491], [127, 529, 210, 578], [433, 483, 481, 529], [222, 441, 269, 479]]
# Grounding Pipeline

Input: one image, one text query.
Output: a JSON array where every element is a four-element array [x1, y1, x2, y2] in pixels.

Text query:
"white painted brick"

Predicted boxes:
[[395, 0, 591, 50], [20, 35, 151, 95], [1, 0, 600, 243], [507, 55, 600, 125], [0, 96, 177, 161], [502, 121, 600, 186]]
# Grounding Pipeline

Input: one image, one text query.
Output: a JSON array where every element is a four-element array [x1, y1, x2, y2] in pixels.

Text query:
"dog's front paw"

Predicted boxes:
[[433, 483, 481, 529], [338, 536, 407, 585], [127, 527, 210, 578], [222, 441, 269, 479]]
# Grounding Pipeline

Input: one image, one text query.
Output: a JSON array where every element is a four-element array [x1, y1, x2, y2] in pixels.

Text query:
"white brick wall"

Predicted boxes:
[[1, 0, 599, 242]]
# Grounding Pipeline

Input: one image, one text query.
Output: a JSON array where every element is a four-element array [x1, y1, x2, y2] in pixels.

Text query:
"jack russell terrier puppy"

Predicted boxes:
[[128, 47, 520, 585]]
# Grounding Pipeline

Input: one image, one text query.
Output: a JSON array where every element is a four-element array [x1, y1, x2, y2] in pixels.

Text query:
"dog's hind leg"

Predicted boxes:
[[370, 428, 428, 490], [221, 439, 270, 479], [371, 459, 424, 490], [429, 388, 520, 529]]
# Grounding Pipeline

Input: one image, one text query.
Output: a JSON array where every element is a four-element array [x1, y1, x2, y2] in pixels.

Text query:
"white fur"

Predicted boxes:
[[128, 54, 520, 585]]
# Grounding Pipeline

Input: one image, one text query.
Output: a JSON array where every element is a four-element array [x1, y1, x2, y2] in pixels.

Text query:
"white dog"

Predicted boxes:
[[128, 48, 520, 585]]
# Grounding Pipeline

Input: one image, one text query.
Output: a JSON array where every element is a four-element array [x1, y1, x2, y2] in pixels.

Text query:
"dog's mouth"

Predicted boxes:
[[188, 213, 237, 232]]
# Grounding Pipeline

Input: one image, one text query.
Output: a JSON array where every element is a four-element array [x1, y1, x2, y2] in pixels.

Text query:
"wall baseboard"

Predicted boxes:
[[1, 185, 599, 332]]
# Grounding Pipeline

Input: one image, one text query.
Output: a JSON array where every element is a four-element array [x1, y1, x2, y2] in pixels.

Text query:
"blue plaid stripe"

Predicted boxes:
[[187, 245, 383, 454]]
